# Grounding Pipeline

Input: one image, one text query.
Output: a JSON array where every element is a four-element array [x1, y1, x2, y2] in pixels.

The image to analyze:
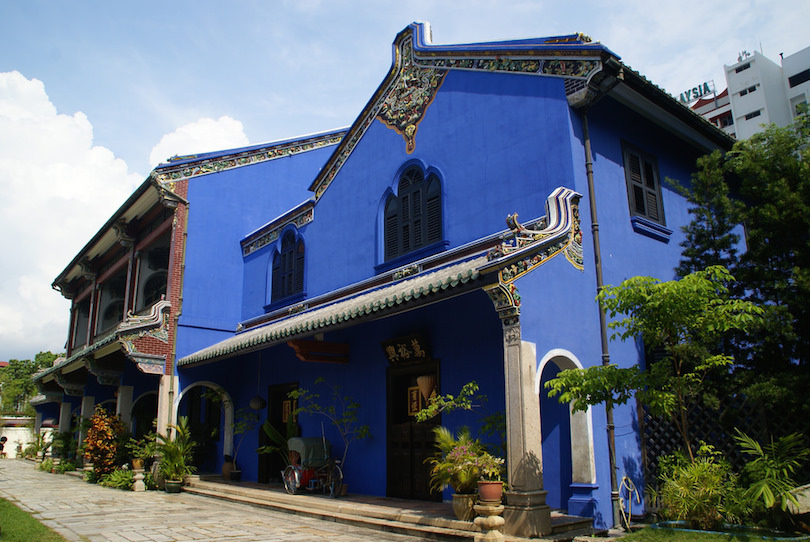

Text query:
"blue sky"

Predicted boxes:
[[1, 0, 808, 361]]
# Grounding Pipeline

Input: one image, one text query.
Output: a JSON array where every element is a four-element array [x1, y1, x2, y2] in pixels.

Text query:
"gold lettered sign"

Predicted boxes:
[[407, 386, 421, 416], [381, 334, 430, 365]]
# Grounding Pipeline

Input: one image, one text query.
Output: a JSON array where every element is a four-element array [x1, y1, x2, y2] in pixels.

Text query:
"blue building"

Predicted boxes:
[[33, 23, 732, 537]]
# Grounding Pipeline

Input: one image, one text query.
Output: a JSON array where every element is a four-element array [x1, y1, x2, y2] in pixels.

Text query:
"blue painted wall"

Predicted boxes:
[[177, 52, 722, 529], [176, 145, 335, 360]]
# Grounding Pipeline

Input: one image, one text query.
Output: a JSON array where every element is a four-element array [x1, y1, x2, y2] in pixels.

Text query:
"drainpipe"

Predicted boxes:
[[568, 55, 623, 528], [581, 110, 621, 528]]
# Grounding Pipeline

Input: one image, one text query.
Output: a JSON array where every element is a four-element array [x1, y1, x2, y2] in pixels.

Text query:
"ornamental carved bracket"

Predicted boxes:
[[54, 371, 85, 397], [113, 219, 135, 249], [376, 36, 447, 154], [117, 298, 171, 375], [480, 186, 583, 283], [83, 357, 123, 387], [118, 298, 171, 335]]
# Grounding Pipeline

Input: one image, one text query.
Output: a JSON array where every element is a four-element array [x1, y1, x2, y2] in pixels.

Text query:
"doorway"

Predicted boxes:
[[387, 361, 440, 501], [258, 382, 299, 483]]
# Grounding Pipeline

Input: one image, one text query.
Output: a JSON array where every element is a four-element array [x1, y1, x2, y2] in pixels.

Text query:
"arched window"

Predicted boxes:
[[272, 231, 305, 302], [142, 272, 167, 307], [384, 167, 442, 261]]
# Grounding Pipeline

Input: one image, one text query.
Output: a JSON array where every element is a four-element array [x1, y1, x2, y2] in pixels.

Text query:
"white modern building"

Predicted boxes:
[[691, 46, 809, 139]]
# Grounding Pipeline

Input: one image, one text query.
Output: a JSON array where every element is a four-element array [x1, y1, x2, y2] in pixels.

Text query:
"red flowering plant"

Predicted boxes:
[[84, 406, 125, 477]]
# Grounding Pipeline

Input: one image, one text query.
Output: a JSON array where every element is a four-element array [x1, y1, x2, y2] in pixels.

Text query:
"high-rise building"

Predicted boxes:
[[691, 46, 809, 139]]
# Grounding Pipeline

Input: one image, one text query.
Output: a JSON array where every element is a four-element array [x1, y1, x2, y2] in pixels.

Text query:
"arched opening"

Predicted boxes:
[[130, 392, 158, 439], [540, 360, 573, 509], [174, 382, 234, 475], [537, 349, 598, 516]]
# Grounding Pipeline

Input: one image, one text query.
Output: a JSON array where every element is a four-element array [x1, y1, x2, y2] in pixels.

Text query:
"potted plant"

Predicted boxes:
[[226, 408, 259, 481], [427, 426, 483, 520], [290, 378, 371, 468], [156, 416, 197, 493], [476, 451, 505, 503], [257, 415, 298, 471], [201, 388, 260, 481], [126, 431, 156, 471]]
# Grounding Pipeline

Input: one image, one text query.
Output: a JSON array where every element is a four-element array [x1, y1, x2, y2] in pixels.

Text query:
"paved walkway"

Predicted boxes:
[[0, 459, 429, 542]]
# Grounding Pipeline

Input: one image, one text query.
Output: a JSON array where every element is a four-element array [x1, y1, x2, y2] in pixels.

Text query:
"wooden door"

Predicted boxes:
[[258, 382, 299, 483], [386, 363, 440, 501]]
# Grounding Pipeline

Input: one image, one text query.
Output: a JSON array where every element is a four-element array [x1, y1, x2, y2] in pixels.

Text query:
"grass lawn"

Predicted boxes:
[[0, 497, 68, 542], [619, 525, 808, 541]]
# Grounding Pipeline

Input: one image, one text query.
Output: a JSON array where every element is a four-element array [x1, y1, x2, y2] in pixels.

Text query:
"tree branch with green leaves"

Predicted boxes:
[[546, 266, 763, 460]]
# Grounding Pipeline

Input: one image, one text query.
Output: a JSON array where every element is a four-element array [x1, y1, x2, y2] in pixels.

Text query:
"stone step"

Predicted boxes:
[[184, 477, 601, 541]]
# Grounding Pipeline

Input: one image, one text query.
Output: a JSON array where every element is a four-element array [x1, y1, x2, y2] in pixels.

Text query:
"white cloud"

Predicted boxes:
[[148, 116, 249, 167], [0, 71, 142, 360]]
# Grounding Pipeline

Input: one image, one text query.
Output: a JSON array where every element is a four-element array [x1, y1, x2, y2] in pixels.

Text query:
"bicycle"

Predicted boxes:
[[282, 436, 343, 498]]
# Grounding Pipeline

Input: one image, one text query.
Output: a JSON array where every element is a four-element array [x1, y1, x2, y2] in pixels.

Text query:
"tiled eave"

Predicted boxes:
[[179, 186, 583, 368], [152, 129, 346, 185], [52, 179, 186, 296], [178, 254, 488, 367]]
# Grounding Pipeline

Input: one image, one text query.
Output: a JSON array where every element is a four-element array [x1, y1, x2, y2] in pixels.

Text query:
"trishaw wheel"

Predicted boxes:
[[328, 463, 343, 498], [283, 466, 300, 495]]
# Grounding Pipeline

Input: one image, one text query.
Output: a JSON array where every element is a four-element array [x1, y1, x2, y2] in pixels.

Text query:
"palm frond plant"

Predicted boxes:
[[427, 426, 486, 494], [156, 416, 197, 483], [735, 429, 810, 530]]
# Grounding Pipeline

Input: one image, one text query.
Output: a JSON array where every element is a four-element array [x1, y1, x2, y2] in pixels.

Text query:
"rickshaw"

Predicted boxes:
[[282, 436, 344, 497]]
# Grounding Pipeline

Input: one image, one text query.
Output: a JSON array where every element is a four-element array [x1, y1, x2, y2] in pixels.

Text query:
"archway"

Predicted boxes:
[[130, 392, 158, 439], [536, 349, 598, 516], [174, 381, 234, 474]]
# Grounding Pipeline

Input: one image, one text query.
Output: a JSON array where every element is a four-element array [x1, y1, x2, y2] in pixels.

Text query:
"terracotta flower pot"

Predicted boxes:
[[477, 480, 504, 504]]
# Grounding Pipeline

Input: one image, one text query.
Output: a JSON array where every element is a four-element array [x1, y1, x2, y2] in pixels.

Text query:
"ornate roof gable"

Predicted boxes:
[[310, 22, 613, 199]]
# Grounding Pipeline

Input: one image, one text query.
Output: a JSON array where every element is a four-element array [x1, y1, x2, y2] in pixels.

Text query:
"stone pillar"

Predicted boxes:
[[34, 411, 43, 434], [79, 396, 95, 451], [156, 375, 178, 438], [58, 401, 73, 434], [501, 321, 551, 537], [117, 385, 134, 427], [474, 504, 505, 542]]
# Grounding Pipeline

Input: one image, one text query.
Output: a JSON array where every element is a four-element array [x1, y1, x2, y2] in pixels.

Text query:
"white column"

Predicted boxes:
[[58, 401, 72, 434], [117, 386, 134, 427], [501, 326, 551, 537], [156, 375, 178, 438], [79, 396, 95, 447]]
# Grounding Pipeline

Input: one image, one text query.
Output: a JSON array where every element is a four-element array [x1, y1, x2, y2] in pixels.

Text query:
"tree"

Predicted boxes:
[[0, 351, 58, 415], [674, 114, 810, 371], [670, 150, 743, 279], [545, 266, 762, 460], [731, 117, 810, 368], [289, 378, 370, 467]]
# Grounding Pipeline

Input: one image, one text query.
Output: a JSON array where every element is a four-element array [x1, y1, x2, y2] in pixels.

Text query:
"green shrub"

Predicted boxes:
[[650, 444, 740, 530], [38, 458, 54, 472], [54, 460, 76, 474], [98, 468, 134, 490]]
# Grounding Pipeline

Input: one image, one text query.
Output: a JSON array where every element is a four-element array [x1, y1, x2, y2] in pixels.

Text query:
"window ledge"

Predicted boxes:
[[630, 216, 672, 243], [264, 291, 307, 313], [375, 240, 449, 274]]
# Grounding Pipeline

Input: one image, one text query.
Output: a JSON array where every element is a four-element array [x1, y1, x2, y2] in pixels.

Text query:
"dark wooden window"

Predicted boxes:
[[384, 167, 442, 261], [623, 146, 665, 226], [272, 231, 305, 301]]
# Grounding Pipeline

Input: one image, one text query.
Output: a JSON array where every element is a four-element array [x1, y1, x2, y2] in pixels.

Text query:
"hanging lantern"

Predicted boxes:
[[416, 374, 436, 402], [249, 395, 267, 410]]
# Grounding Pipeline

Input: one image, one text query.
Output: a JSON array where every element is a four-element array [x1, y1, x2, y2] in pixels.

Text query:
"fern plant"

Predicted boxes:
[[734, 430, 809, 530]]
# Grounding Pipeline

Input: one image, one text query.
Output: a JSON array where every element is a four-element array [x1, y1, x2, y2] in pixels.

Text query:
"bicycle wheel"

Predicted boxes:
[[328, 463, 343, 498], [283, 465, 300, 495]]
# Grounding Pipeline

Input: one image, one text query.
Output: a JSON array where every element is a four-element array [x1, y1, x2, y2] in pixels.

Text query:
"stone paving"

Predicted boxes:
[[0, 459, 429, 541]]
